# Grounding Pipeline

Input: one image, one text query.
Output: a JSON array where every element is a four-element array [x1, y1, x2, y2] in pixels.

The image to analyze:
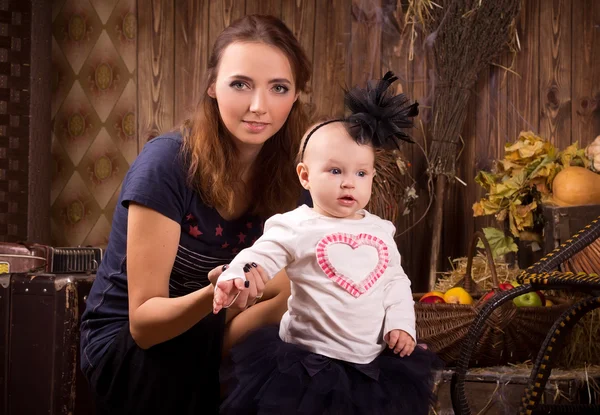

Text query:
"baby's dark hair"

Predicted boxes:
[[299, 72, 419, 161]]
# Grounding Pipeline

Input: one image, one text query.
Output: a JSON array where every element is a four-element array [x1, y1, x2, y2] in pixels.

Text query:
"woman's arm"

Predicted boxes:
[[127, 203, 215, 349], [222, 269, 291, 354]]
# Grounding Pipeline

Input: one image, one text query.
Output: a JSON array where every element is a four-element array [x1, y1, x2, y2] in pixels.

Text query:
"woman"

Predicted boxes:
[[80, 14, 311, 415]]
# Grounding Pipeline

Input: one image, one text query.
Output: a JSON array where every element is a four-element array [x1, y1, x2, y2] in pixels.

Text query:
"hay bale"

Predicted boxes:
[[433, 253, 520, 293]]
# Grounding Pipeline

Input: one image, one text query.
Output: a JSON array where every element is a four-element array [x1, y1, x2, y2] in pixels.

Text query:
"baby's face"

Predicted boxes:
[[297, 123, 375, 219]]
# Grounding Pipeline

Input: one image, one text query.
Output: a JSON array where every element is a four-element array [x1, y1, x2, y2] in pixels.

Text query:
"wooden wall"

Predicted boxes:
[[136, 0, 600, 291], [441, 0, 600, 291]]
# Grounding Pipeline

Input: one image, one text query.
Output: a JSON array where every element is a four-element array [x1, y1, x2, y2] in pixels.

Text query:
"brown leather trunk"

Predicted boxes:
[[3, 273, 96, 415]]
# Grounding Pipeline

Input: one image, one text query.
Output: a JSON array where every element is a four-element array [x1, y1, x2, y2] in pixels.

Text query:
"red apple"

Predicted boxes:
[[481, 290, 496, 302], [536, 291, 545, 304], [498, 283, 514, 291], [420, 295, 446, 304], [419, 291, 446, 304]]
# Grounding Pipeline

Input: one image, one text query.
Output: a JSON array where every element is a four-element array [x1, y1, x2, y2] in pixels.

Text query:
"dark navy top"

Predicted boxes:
[[80, 133, 267, 377]]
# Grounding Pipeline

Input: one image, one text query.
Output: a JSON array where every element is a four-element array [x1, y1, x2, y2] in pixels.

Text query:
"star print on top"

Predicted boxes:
[[182, 215, 259, 254], [188, 225, 203, 238]]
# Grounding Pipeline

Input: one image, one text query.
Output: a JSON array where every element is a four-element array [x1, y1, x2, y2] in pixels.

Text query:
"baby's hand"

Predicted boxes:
[[213, 278, 246, 314], [385, 329, 415, 357]]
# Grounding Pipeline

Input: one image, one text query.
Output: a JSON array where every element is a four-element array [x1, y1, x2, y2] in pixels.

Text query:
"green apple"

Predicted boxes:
[[510, 280, 545, 304], [513, 291, 543, 307]]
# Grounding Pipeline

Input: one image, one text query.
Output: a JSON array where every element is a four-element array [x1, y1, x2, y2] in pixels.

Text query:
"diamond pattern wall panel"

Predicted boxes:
[[51, 0, 136, 247]]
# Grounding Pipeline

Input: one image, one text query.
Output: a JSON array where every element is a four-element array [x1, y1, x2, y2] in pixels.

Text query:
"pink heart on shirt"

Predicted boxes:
[[316, 233, 389, 298]]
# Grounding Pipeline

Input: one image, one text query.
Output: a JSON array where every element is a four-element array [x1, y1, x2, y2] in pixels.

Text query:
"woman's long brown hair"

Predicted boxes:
[[181, 15, 311, 218]]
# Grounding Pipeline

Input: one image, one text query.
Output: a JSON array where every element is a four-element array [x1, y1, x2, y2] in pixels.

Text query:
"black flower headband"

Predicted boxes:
[[300, 71, 419, 160]]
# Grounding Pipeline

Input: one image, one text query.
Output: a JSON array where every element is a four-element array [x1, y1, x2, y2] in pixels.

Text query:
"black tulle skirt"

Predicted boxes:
[[220, 325, 443, 415]]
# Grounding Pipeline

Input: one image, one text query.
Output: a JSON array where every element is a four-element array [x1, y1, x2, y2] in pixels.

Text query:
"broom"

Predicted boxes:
[[409, 0, 522, 288]]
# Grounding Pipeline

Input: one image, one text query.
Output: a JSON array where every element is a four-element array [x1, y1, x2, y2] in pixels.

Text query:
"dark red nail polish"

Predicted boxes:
[[244, 280, 250, 288]]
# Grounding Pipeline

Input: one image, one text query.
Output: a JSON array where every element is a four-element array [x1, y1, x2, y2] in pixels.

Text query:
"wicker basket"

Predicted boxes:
[[415, 231, 571, 367]]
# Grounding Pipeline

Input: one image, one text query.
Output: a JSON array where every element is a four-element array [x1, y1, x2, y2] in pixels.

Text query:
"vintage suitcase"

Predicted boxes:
[[0, 243, 50, 274], [0, 244, 103, 413], [0, 242, 103, 274], [5, 272, 96, 415], [0, 274, 9, 415], [0, 244, 102, 414]]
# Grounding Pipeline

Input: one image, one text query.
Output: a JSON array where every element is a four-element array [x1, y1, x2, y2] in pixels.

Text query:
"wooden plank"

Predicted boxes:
[[312, 0, 351, 117], [280, 0, 315, 105], [446, 55, 507, 270], [571, 0, 600, 147], [495, 52, 510, 167], [379, 0, 426, 289], [434, 368, 597, 415], [245, 0, 281, 17], [408, 17, 436, 292], [137, 0, 175, 148], [507, 0, 540, 140], [174, 0, 209, 126], [350, 0, 381, 88], [207, 0, 246, 56], [448, 82, 480, 271], [448, 50, 512, 270], [539, 0, 572, 148]]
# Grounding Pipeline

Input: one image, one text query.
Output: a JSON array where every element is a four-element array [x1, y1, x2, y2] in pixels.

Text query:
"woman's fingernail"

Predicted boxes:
[[243, 264, 250, 273], [251, 262, 258, 268], [222, 265, 228, 271], [244, 280, 250, 288]]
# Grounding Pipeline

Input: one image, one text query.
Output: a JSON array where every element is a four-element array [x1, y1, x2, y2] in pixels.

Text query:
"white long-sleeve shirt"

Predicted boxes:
[[218, 205, 416, 364]]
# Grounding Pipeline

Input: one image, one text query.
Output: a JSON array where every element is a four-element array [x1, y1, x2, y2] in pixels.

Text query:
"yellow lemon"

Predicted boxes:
[[443, 287, 474, 305]]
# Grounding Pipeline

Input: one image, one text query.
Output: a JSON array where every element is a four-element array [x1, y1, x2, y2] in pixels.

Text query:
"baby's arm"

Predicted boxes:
[[379, 220, 417, 346], [381, 222, 416, 356], [213, 215, 295, 312], [382, 266, 416, 344], [383, 267, 416, 357]]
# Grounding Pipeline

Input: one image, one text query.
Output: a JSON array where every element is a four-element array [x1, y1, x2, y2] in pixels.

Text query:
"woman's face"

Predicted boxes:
[[209, 42, 298, 156]]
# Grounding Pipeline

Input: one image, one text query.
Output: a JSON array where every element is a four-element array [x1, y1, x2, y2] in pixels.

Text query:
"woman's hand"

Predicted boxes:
[[207, 265, 225, 286], [209, 263, 269, 312]]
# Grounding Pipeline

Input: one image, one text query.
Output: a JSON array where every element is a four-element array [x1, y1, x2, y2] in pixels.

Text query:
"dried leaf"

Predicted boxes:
[[474, 130, 594, 241], [476, 227, 518, 258]]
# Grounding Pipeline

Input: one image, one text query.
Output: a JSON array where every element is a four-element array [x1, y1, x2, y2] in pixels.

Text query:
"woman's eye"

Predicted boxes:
[[230, 81, 248, 90], [330, 168, 341, 175], [272, 84, 289, 94]]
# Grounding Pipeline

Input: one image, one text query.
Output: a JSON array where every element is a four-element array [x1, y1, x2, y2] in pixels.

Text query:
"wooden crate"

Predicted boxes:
[[432, 366, 600, 415], [542, 204, 600, 256]]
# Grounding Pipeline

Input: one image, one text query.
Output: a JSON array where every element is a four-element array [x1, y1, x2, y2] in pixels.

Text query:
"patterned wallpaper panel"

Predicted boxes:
[[51, 0, 136, 248]]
